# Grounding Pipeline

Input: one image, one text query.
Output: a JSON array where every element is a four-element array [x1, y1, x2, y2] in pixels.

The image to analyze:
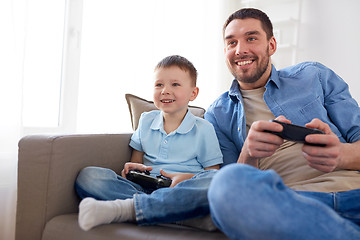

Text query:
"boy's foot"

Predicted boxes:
[[78, 197, 135, 231]]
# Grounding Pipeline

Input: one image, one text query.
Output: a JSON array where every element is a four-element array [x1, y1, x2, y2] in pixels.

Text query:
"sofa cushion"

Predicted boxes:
[[125, 94, 206, 130], [42, 214, 228, 240]]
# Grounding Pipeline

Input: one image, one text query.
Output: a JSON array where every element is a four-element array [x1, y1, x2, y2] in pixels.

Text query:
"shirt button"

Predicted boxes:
[[238, 127, 240, 131], [164, 140, 168, 144]]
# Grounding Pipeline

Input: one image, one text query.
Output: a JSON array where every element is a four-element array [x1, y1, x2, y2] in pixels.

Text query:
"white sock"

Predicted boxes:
[[78, 197, 135, 231]]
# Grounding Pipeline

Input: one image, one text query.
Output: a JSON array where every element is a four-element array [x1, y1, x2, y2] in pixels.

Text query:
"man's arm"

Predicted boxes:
[[204, 109, 241, 166], [237, 117, 286, 167], [339, 140, 360, 169], [303, 118, 360, 172]]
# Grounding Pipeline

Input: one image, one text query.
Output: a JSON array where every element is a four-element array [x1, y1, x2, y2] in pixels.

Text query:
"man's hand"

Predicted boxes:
[[160, 170, 194, 187], [121, 162, 152, 178], [302, 118, 341, 172], [238, 116, 289, 166]]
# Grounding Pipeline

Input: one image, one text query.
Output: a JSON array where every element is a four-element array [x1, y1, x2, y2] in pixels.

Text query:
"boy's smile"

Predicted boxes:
[[160, 99, 175, 103]]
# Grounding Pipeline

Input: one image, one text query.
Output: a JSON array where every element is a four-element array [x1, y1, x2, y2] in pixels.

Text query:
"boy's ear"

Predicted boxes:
[[189, 87, 199, 101]]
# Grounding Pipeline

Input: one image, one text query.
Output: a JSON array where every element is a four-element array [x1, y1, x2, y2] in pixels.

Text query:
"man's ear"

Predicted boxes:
[[190, 87, 199, 101], [268, 36, 277, 56]]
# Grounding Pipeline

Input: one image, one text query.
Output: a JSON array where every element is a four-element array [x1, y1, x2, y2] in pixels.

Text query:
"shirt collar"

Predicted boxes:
[[150, 110, 196, 135], [266, 64, 280, 89], [150, 111, 163, 131], [228, 79, 242, 102], [177, 110, 196, 134]]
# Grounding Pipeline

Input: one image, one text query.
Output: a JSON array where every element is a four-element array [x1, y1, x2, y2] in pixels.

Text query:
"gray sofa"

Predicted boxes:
[[16, 133, 228, 240]]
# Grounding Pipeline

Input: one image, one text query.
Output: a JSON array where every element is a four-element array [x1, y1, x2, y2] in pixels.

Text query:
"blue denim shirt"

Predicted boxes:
[[205, 62, 360, 166]]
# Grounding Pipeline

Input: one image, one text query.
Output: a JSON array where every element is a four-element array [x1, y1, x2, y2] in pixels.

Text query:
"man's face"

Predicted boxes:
[[224, 18, 276, 90]]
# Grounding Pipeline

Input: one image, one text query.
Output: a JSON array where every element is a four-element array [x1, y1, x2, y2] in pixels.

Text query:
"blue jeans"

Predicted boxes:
[[75, 166, 215, 225], [208, 164, 360, 240]]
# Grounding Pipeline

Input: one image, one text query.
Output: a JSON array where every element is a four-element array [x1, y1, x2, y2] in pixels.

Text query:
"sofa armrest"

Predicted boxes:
[[16, 133, 132, 240]]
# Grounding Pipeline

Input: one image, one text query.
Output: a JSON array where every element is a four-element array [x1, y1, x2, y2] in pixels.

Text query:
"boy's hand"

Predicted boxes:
[[160, 170, 194, 187], [121, 162, 152, 178]]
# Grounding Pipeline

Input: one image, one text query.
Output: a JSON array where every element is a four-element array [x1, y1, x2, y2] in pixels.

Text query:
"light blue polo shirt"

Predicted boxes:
[[129, 110, 223, 175]]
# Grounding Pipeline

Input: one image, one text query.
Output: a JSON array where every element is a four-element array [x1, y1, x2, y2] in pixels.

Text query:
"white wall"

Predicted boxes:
[[297, 0, 360, 102], [230, 0, 360, 103]]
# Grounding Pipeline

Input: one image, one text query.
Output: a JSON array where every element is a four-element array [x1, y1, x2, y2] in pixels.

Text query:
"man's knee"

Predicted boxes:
[[209, 164, 257, 193], [208, 163, 282, 209], [208, 164, 249, 209]]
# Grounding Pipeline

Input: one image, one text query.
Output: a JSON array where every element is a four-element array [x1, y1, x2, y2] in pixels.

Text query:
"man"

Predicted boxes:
[[205, 8, 360, 240]]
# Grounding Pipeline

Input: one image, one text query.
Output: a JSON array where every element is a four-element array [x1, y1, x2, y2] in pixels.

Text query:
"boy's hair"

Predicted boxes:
[[223, 8, 274, 40], [155, 55, 197, 86]]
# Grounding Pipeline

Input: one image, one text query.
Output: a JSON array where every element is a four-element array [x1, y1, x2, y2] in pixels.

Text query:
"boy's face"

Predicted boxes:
[[224, 18, 276, 90], [153, 66, 198, 116]]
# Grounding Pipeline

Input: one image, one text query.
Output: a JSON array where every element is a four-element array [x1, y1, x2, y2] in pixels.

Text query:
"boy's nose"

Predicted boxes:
[[161, 87, 169, 94]]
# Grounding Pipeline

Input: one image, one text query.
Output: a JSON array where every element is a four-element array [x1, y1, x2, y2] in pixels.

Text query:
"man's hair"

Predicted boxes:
[[223, 8, 274, 40], [155, 55, 197, 86]]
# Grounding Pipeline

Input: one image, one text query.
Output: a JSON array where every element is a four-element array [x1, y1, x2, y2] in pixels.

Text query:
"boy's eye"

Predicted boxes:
[[155, 83, 163, 87], [172, 83, 180, 86]]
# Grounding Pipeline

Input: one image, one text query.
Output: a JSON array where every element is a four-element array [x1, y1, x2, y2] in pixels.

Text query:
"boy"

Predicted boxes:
[[75, 55, 223, 231]]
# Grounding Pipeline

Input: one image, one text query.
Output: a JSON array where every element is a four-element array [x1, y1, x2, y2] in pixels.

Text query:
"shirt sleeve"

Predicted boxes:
[[317, 63, 360, 143], [129, 113, 145, 152], [195, 119, 224, 168], [205, 108, 240, 167]]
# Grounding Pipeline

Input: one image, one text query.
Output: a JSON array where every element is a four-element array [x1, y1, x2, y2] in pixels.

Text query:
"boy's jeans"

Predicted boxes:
[[75, 166, 216, 225], [208, 164, 360, 240]]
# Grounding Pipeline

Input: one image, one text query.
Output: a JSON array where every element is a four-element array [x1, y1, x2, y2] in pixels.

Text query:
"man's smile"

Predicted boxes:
[[236, 60, 254, 66]]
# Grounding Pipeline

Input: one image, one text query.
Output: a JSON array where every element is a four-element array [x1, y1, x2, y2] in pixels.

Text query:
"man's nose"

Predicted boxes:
[[235, 42, 248, 55]]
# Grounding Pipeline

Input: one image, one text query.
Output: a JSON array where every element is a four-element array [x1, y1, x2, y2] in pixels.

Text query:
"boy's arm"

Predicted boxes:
[[204, 164, 220, 170], [160, 170, 195, 187], [161, 164, 220, 187], [130, 149, 144, 163], [121, 149, 152, 178]]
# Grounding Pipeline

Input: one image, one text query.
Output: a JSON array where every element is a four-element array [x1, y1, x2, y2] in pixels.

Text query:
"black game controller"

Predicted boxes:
[[265, 120, 325, 146], [126, 170, 172, 190]]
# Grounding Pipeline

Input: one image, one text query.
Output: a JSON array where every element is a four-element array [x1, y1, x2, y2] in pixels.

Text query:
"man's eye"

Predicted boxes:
[[248, 37, 256, 41]]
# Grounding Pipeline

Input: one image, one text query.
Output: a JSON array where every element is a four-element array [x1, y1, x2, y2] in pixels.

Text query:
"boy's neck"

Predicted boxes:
[[162, 109, 188, 134]]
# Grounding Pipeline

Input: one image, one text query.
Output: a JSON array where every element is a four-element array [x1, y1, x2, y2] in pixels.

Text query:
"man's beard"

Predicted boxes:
[[229, 49, 270, 84]]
